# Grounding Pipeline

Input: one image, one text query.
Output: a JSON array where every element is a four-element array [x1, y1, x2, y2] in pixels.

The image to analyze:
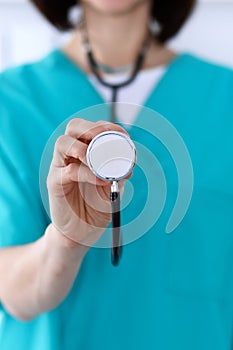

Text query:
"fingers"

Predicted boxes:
[[65, 118, 129, 144], [52, 118, 132, 185], [62, 163, 131, 187], [53, 118, 130, 166], [61, 161, 109, 186], [53, 135, 88, 167]]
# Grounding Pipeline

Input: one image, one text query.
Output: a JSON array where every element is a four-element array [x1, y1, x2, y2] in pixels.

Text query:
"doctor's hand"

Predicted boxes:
[[47, 118, 129, 248]]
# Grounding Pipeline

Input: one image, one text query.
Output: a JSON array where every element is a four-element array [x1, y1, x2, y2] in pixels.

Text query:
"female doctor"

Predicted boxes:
[[1, 0, 233, 349]]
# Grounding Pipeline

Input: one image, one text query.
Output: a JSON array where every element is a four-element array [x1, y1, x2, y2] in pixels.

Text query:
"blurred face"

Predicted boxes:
[[81, 0, 150, 15]]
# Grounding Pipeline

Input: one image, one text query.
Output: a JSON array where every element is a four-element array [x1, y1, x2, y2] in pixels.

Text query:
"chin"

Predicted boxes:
[[83, 0, 146, 15]]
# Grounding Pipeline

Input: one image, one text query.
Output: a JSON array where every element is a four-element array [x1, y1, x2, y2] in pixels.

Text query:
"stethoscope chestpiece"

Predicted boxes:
[[86, 131, 136, 265], [86, 131, 136, 182]]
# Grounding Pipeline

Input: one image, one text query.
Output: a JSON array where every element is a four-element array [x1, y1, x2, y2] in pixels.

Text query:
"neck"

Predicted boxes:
[[63, 2, 176, 73], [81, 1, 151, 67]]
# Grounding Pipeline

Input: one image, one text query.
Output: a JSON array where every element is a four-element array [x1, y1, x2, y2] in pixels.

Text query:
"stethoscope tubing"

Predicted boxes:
[[110, 182, 121, 266], [84, 28, 149, 265]]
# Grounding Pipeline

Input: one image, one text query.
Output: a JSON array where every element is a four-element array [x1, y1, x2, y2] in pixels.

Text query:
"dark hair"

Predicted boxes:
[[30, 0, 196, 43]]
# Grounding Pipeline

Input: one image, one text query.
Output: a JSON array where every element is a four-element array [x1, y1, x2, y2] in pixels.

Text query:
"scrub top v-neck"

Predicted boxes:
[[1, 49, 233, 350]]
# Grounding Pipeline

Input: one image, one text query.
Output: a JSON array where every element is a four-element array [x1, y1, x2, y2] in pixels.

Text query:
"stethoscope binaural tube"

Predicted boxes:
[[81, 19, 151, 123]]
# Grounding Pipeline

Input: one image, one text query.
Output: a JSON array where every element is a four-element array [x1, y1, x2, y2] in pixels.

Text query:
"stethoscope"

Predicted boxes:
[[82, 21, 150, 265], [86, 131, 136, 265], [81, 20, 151, 123]]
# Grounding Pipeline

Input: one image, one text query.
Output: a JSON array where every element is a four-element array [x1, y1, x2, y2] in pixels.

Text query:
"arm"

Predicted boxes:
[[0, 118, 128, 321], [0, 224, 88, 321]]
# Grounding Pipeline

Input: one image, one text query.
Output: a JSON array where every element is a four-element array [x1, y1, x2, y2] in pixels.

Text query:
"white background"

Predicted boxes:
[[0, 0, 232, 71]]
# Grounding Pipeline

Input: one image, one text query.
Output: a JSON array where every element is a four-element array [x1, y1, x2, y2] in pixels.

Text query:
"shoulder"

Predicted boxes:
[[179, 52, 233, 85], [170, 52, 233, 107], [0, 50, 67, 158], [0, 50, 62, 100]]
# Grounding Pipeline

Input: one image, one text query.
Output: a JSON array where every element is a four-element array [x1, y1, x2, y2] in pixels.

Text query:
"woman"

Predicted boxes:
[[0, 0, 233, 349]]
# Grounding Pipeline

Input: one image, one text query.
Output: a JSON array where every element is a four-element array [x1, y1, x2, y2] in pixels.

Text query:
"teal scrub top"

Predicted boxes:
[[0, 50, 233, 350]]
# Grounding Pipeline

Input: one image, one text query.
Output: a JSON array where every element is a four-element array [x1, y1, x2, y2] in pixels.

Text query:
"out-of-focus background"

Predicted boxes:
[[0, 0, 232, 72]]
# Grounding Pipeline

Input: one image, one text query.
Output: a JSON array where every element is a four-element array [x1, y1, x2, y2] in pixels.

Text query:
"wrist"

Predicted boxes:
[[32, 224, 89, 315], [46, 224, 89, 259]]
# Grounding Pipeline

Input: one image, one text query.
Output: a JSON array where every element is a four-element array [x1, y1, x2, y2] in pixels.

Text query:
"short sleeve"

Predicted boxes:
[[0, 70, 49, 248], [0, 146, 48, 248]]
